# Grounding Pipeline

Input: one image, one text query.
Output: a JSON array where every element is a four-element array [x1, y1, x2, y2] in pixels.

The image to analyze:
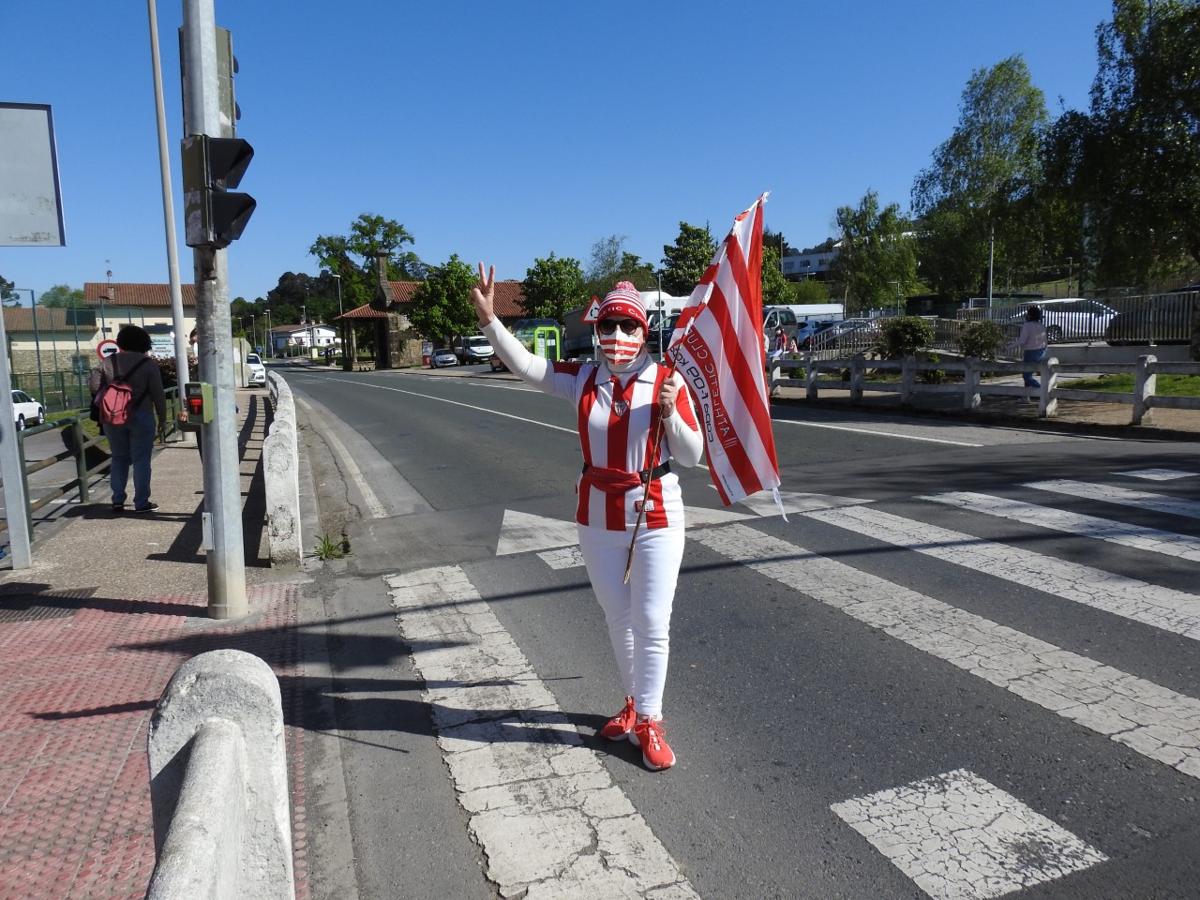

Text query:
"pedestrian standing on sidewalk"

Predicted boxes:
[[471, 265, 704, 771], [1016, 305, 1048, 389], [89, 325, 165, 513]]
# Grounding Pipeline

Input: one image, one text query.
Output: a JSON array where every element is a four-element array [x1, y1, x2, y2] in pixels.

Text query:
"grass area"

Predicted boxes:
[[1067, 374, 1200, 396]]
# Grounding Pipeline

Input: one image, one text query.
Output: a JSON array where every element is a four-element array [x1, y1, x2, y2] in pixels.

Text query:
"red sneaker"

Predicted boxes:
[[599, 695, 636, 741], [630, 718, 676, 771]]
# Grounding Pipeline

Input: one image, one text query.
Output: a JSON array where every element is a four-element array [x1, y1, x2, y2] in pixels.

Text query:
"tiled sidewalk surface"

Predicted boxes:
[[0, 581, 310, 900], [0, 390, 313, 899]]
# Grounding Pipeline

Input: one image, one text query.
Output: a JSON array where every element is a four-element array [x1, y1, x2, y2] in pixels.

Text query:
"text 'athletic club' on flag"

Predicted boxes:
[[666, 192, 781, 507]]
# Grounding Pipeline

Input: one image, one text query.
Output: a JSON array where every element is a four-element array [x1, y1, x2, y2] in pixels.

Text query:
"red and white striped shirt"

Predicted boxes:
[[484, 321, 703, 531]]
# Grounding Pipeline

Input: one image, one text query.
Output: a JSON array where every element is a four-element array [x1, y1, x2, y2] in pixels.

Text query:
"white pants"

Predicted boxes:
[[577, 521, 686, 719]]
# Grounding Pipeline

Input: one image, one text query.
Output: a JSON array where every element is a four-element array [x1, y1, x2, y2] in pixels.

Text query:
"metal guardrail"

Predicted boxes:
[[956, 291, 1199, 345]]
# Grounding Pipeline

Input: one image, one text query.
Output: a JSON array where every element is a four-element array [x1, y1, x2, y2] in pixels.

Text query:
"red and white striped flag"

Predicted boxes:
[[666, 193, 781, 506]]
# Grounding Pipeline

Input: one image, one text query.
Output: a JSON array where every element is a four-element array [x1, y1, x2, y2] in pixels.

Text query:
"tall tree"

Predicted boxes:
[[585, 235, 657, 296], [912, 56, 1049, 296], [408, 254, 477, 345], [660, 222, 716, 295], [1084, 0, 1200, 283], [522, 253, 587, 321], [310, 213, 427, 313], [832, 190, 920, 312], [36, 284, 85, 308], [761, 246, 796, 306]]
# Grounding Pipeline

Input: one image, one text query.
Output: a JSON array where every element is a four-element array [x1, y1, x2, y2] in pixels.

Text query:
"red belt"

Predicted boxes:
[[580, 462, 671, 496]]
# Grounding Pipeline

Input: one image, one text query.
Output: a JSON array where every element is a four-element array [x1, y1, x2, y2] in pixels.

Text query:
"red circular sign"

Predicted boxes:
[[96, 339, 119, 359]]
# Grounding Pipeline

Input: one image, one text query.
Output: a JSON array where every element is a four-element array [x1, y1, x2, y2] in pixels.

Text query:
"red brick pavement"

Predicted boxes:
[[0, 581, 311, 900]]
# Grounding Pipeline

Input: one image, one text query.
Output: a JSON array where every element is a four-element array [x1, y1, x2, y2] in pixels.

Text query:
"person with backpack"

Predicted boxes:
[[88, 325, 166, 513]]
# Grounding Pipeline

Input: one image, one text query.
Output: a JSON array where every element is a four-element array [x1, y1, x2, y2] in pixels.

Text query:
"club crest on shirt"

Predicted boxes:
[[612, 400, 629, 417]]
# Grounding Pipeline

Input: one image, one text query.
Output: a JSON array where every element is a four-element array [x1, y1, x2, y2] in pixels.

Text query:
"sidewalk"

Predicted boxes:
[[0, 389, 314, 900]]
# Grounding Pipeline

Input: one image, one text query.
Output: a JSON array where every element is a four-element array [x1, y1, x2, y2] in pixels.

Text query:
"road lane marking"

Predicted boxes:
[[736, 490, 870, 518], [1120, 468, 1198, 481], [806, 504, 1200, 640], [294, 395, 388, 518], [689, 523, 1200, 780], [386, 565, 698, 898], [537, 547, 584, 569], [924, 491, 1200, 562], [771, 417, 984, 447], [496, 509, 578, 556], [306, 377, 579, 435], [1024, 479, 1200, 520], [831, 769, 1107, 899]]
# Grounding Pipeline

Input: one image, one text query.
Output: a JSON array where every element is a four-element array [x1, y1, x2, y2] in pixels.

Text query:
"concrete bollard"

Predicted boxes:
[[148, 649, 294, 900], [264, 373, 303, 566], [1132, 354, 1157, 426], [1039, 357, 1059, 418]]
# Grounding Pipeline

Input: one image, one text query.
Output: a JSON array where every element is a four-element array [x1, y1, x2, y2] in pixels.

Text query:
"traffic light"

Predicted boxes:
[[181, 134, 255, 249]]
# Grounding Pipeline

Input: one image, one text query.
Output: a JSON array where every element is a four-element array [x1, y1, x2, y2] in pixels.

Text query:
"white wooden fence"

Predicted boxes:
[[770, 354, 1200, 426]]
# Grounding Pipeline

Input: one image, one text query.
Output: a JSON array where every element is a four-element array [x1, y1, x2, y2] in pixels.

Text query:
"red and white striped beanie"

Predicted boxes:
[[595, 281, 647, 329]]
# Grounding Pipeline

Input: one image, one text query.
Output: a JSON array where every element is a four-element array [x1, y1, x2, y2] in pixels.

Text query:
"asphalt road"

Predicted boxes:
[[285, 365, 1200, 900]]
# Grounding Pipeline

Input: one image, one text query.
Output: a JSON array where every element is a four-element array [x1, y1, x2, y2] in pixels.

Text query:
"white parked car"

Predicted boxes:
[[246, 353, 267, 386], [1006, 298, 1118, 342], [11, 390, 44, 430]]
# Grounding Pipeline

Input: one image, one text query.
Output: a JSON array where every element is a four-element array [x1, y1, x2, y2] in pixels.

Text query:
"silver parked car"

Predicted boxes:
[[11, 390, 44, 430], [1007, 298, 1118, 342], [430, 348, 458, 368]]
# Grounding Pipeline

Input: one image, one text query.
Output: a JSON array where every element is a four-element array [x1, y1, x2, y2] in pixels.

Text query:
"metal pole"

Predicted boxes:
[[28, 290, 46, 407], [0, 307, 33, 568], [265, 307, 271, 357], [986, 224, 994, 308], [333, 273, 342, 315], [184, 0, 247, 619], [148, 0, 192, 389]]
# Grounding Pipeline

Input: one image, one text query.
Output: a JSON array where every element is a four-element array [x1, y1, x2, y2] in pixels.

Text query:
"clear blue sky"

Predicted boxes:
[[3, 0, 1112, 305]]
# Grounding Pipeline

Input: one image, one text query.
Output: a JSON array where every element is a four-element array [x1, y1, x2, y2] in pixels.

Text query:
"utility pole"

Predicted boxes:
[[986, 224, 995, 308], [0, 310, 32, 568], [147, 0, 191, 389], [183, 0, 246, 619]]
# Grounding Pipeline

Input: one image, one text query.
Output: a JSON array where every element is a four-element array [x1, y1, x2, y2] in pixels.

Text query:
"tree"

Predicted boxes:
[[585, 235, 657, 297], [1083, 0, 1200, 284], [0, 274, 17, 307], [408, 254, 477, 345], [832, 190, 920, 313], [310, 213, 427, 314], [660, 222, 716, 295], [264, 271, 340, 326], [37, 284, 85, 308], [912, 56, 1049, 296], [522, 254, 586, 321], [793, 278, 830, 302], [761, 246, 796, 306]]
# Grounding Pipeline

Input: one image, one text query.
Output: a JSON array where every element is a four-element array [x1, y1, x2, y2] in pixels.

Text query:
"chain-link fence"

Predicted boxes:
[[9, 369, 93, 412]]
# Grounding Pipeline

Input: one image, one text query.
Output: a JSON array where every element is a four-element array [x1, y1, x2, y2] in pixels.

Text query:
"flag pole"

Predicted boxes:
[[623, 357, 679, 584]]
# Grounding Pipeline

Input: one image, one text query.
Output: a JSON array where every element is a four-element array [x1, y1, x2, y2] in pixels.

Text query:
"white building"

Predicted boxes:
[[269, 324, 338, 353]]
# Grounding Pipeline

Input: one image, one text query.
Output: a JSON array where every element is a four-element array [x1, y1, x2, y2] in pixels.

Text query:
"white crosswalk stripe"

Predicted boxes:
[[689, 522, 1200, 780], [831, 769, 1107, 899], [923, 491, 1200, 562], [1120, 468, 1197, 481], [1025, 478, 1200, 520], [805, 504, 1200, 640], [386, 565, 698, 899]]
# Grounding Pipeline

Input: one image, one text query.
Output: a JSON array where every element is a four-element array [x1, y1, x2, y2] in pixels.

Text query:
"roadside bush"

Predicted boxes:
[[919, 352, 947, 384], [876, 316, 934, 359], [959, 320, 1006, 361]]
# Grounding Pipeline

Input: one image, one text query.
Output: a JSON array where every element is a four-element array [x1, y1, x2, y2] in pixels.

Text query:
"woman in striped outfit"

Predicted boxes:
[[472, 265, 704, 770]]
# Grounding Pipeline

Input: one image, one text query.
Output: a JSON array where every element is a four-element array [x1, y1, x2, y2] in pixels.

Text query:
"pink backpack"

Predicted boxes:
[[97, 357, 148, 427]]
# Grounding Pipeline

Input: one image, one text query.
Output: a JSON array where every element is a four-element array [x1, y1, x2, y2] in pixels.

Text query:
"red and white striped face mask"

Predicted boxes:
[[597, 319, 644, 366]]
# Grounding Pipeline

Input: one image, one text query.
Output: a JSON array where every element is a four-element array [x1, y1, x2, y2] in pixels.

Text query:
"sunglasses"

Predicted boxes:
[[597, 319, 642, 335]]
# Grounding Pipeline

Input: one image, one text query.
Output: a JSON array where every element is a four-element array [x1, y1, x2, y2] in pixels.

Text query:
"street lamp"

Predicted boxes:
[[655, 274, 665, 362], [325, 271, 343, 316]]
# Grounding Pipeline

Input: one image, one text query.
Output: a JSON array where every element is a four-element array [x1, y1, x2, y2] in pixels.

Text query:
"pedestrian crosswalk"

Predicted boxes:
[[429, 469, 1199, 898]]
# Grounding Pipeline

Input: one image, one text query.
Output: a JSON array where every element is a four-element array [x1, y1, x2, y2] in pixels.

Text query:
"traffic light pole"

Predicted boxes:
[[182, 0, 247, 619]]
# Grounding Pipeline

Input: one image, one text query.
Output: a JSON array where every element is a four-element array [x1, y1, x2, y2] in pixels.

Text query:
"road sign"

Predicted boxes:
[[97, 339, 118, 359]]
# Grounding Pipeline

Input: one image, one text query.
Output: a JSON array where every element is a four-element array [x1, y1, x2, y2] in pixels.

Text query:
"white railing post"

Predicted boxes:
[[963, 357, 981, 409], [806, 356, 819, 401], [1132, 354, 1157, 425], [849, 355, 864, 402], [1039, 357, 1058, 418], [900, 356, 914, 406]]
